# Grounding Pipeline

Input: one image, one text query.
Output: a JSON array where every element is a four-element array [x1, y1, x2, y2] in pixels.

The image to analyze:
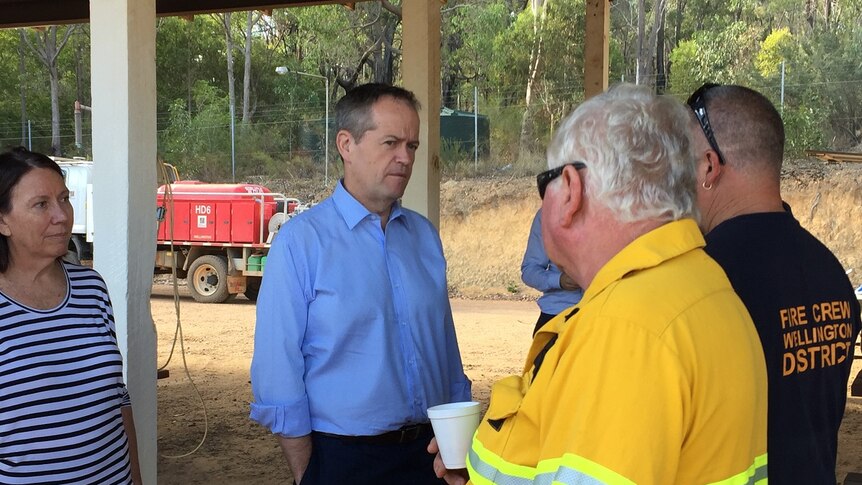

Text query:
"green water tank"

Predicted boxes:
[[248, 255, 262, 272]]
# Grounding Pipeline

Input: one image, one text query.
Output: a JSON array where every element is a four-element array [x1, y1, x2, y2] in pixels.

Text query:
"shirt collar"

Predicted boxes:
[[332, 179, 405, 230], [581, 218, 705, 305], [532, 219, 705, 351], [707, 202, 793, 238]]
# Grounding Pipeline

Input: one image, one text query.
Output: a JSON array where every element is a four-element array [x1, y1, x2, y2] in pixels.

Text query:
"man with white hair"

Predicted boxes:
[[432, 84, 768, 484]]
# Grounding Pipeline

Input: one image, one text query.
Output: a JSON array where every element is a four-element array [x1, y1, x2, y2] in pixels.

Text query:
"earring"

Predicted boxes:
[[702, 181, 713, 191]]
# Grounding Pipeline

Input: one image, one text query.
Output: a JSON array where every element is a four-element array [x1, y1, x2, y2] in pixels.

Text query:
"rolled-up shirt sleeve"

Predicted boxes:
[[249, 230, 312, 437]]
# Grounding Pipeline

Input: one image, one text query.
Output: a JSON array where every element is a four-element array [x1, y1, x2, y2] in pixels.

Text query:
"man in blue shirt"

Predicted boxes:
[[521, 208, 583, 335], [250, 83, 471, 485]]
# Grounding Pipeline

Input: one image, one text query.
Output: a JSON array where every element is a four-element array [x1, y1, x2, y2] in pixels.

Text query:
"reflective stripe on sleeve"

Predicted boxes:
[[705, 453, 768, 485], [467, 437, 634, 485], [468, 437, 768, 485]]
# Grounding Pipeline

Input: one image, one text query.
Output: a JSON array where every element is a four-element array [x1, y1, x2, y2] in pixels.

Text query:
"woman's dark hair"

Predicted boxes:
[[0, 147, 64, 272]]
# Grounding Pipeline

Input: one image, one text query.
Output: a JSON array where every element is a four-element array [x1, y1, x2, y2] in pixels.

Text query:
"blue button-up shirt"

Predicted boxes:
[[520, 209, 583, 315], [250, 181, 471, 437]]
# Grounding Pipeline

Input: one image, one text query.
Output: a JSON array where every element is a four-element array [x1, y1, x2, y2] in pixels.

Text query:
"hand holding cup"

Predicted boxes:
[[427, 401, 482, 469]]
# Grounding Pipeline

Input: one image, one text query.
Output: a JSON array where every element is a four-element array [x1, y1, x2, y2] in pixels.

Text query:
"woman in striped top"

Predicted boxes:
[[0, 148, 141, 484]]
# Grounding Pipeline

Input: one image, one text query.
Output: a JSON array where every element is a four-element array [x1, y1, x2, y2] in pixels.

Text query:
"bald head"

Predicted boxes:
[[699, 85, 785, 179], [689, 84, 787, 231]]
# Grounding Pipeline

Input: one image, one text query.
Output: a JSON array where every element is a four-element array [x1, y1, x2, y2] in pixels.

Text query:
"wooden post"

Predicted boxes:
[[584, 0, 610, 100], [401, 0, 441, 227]]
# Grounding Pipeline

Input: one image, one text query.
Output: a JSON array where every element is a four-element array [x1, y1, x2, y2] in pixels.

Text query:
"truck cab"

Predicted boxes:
[[54, 158, 95, 262]]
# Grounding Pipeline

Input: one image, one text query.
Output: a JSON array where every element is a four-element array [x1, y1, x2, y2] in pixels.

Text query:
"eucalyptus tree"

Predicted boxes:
[[20, 25, 78, 155], [156, 16, 226, 118], [0, 29, 25, 146], [279, 3, 400, 91], [486, 0, 587, 161], [213, 10, 266, 126], [663, 0, 862, 152], [773, 0, 862, 151], [519, 0, 547, 161], [241, 10, 264, 124], [441, 0, 510, 108]]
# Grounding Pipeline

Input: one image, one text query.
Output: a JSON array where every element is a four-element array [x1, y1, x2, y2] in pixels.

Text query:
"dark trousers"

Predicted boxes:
[[298, 430, 445, 485], [533, 312, 556, 336]]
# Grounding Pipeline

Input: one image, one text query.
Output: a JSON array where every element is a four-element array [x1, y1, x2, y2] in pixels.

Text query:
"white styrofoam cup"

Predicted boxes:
[[427, 401, 482, 469]]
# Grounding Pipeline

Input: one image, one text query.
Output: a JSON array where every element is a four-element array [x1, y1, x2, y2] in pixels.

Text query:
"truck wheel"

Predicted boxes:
[[188, 255, 231, 303], [244, 277, 262, 301]]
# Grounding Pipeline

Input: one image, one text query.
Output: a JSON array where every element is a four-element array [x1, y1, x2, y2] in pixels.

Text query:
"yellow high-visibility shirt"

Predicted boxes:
[[468, 219, 768, 485]]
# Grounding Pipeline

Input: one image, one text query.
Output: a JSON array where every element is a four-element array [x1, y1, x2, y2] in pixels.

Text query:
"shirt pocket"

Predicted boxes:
[[484, 374, 528, 431]]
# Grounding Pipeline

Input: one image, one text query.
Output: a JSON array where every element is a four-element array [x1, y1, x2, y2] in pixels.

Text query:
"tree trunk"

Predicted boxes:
[[45, 28, 62, 155], [649, 0, 667, 92], [636, 0, 646, 84], [518, 0, 547, 162], [442, 72, 458, 110], [20, 26, 76, 155], [674, 0, 685, 48], [18, 30, 28, 146], [222, 13, 237, 134], [242, 11, 254, 124], [805, 0, 815, 28], [218, 12, 237, 180], [49, 61, 60, 155], [42, 27, 63, 155], [375, 18, 397, 85], [655, 8, 666, 93], [187, 34, 194, 112]]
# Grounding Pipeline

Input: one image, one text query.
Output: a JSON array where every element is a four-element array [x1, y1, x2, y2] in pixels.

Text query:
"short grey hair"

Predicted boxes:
[[335, 83, 421, 141], [546, 83, 698, 223]]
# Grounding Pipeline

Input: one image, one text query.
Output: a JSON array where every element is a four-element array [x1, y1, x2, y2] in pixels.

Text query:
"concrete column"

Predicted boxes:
[[401, 0, 441, 227], [90, 1, 158, 483], [584, 0, 610, 99]]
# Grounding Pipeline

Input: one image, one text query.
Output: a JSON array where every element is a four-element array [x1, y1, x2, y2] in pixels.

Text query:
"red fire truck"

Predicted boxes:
[[155, 181, 300, 303], [56, 158, 302, 303]]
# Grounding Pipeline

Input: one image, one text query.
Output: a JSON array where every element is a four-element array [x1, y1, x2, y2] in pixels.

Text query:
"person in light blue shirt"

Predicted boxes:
[[250, 83, 471, 485], [521, 208, 583, 335]]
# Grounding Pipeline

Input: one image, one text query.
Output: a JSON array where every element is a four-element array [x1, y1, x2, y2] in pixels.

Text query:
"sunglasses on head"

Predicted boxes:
[[536, 161, 587, 199], [686, 83, 727, 165]]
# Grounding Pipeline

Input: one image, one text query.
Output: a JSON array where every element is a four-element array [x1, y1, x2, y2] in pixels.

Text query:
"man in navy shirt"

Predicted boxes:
[[689, 83, 861, 484], [250, 84, 471, 484]]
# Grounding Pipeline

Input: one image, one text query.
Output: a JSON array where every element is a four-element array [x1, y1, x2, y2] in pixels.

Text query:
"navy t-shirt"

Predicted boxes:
[[705, 209, 861, 485]]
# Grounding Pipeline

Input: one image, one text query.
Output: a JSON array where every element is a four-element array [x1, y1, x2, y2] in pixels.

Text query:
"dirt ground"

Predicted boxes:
[[153, 290, 861, 484], [154, 290, 536, 484], [156, 163, 862, 484]]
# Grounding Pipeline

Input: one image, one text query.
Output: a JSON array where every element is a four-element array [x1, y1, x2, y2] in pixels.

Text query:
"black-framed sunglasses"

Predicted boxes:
[[536, 161, 587, 199], [686, 83, 727, 165]]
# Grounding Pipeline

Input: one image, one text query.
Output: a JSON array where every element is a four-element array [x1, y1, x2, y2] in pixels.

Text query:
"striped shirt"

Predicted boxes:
[[0, 262, 132, 484]]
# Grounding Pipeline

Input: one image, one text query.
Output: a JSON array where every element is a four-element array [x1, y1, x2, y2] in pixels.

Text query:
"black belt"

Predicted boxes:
[[314, 423, 433, 445]]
